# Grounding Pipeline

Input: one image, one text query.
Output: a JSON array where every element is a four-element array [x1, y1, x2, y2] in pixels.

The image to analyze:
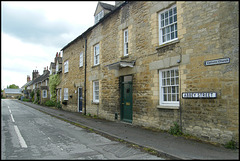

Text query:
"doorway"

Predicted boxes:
[[120, 75, 133, 123], [78, 87, 83, 112]]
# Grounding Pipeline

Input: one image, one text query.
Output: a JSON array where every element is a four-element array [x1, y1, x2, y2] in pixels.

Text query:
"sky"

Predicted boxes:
[[1, 1, 115, 90]]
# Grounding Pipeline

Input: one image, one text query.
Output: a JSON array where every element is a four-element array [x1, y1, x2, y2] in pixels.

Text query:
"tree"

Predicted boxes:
[[7, 84, 19, 89], [49, 74, 61, 102]]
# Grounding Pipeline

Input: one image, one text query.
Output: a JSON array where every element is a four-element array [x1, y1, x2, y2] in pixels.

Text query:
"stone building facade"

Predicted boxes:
[[59, 1, 239, 145]]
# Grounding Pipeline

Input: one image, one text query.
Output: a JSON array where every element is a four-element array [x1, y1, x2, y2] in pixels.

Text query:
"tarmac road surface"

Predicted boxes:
[[1, 99, 163, 160]]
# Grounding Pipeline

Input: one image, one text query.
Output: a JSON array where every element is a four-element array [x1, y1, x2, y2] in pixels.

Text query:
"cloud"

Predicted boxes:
[[2, 3, 74, 48]]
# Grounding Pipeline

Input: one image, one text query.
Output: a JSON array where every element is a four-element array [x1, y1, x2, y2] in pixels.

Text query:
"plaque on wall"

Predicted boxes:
[[204, 57, 230, 66], [182, 92, 217, 99]]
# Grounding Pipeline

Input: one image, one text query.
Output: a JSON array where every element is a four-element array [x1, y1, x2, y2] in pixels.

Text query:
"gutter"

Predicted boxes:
[[84, 37, 87, 115]]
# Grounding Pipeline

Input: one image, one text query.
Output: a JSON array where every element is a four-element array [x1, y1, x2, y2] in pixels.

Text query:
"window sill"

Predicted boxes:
[[157, 105, 179, 110], [156, 39, 179, 50], [121, 55, 129, 60], [92, 64, 100, 68], [92, 101, 99, 105]]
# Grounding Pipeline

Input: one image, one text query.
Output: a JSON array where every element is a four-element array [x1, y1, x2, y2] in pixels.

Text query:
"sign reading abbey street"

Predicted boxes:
[[204, 57, 230, 66], [182, 92, 217, 99]]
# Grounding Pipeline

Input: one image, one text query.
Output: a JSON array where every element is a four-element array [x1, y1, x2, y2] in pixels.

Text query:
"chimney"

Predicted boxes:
[[27, 75, 31, 82], [32, 70, 39, 80]]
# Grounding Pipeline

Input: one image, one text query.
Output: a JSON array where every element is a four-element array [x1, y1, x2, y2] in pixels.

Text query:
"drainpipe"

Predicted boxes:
[[84, 37, 87, 115]]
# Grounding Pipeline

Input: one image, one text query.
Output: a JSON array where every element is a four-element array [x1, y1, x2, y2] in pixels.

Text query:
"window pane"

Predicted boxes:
[[161, 13, 164, 20], [169, 16, 173, 24], [167, 71, 170, 77], [172, 86, 175, 93], [163, 87, 167, 93], [172, 94, 176, 101], [164, 94, 167, 101], [162, 28, 165, 35], [168, 94, 171, 101], [165, 19, 168, 26], [173, 7, 177, 14], [176, 77, 179, 85], [167, 34, 170, 41], [169, 9, 172, 16], [161, 20, 164, 27], [167, 78, 170, 85], [174, 15, 177, 22], [165, 11, 168, 18]]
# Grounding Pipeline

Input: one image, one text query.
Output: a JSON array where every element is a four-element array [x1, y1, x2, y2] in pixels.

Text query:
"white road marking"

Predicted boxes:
[[10, 114, 15, 122], [14, 125, 28, 148], [9, 109, 12, 113]]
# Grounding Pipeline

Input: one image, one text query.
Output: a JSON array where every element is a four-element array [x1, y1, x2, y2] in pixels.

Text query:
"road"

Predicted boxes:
[[1, 99, 162, 160]]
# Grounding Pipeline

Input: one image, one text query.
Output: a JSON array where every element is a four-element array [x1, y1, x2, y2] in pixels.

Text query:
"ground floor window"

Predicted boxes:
[[93, 81, 99, 103], [159, 67, 179, 106], [42, 90, 47, 98], [64, 88, 68, 100]]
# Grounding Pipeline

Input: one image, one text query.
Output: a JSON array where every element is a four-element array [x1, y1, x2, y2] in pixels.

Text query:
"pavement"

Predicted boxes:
[[18, 100, 239, 160]]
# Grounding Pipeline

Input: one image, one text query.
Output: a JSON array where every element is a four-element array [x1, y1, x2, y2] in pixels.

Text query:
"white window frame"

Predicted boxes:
[[159, 67, 179, 106], [93, 81, 99, 103], [159, 5, 178, 45], [124, 28, 128, 56], [79, 52, 83, 67], [64, 60, 69, 73], [95, 10, 104, 24], [45, 80, 48, 86], [94, 44, 100, 66], [56, 63, 59, 73], [42, 90, 47, 98], [64, 88, 68, 100]]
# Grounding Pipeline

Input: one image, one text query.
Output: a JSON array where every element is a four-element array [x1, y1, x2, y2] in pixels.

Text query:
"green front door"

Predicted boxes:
[[120, 76, 133, 123]]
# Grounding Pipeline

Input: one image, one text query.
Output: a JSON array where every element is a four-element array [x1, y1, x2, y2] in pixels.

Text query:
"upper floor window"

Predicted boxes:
[[56, 63, 59, 72], [123, 29, 128, 56], [94, 43, 100, 66], [159, 5, 178, 45], [79, 52, 83, 67], [64, 60, 69, 73], [95, 10, 104, 24]]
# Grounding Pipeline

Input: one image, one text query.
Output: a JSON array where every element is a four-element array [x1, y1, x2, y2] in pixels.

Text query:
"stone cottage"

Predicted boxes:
[[58, 1, 239, 146]]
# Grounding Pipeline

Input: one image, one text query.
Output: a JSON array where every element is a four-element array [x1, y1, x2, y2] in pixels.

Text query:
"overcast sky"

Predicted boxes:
[[1, 1, 115, 90]]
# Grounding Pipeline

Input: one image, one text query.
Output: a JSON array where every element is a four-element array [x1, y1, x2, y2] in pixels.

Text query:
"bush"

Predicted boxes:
[[224, 140, 237, 149], [169, 122, 183, 136], [55, 101, 62, 109], [44, 100, 56, 107]]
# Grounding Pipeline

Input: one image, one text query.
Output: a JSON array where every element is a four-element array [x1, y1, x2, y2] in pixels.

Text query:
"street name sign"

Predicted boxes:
[[182, 92, 217, 99], [204, 57, 230, 66]]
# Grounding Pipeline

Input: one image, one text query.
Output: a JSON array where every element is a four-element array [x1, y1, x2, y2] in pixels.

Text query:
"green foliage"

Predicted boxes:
[[30, 91, 34, 102], [169, 122, 183, 136], [224, 140, 237, 149], [44, 100, 56, 107], [49, 74, 61, 102], [22, 98, 31, 102], [55, 101, 62, 109], [7, 84, 19, 89]]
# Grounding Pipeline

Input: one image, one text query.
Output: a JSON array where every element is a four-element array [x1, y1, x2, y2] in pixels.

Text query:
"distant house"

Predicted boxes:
[[3, 88, 23, 99]]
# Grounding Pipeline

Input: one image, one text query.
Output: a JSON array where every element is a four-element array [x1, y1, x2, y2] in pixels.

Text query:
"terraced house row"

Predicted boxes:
[[22, 1, 239, 146]]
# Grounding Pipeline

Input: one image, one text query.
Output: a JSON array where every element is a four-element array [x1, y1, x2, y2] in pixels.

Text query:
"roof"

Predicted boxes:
[[99, 2, 116, 11], [61, 1, 127, 51], [4, 88, 22, 94]]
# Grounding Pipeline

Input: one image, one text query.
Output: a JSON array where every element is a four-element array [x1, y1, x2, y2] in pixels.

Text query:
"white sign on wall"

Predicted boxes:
[[204, 58, 230, 66], [182, 92, 217, 99]]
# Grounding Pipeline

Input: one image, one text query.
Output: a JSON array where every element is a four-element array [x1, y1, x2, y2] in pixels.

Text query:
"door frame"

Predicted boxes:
[[78, 87, 83, 112], [120, 75, 133, 123]]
